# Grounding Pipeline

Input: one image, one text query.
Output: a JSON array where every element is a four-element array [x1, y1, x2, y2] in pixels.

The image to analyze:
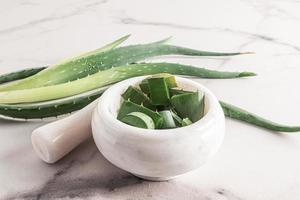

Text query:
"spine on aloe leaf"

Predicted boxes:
[[0, 41, 250, 92], [220, 101, 300, 132], [0, 63, 255, 104]]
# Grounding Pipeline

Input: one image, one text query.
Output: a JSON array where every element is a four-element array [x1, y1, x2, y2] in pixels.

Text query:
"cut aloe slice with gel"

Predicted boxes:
[[140, 73, 177, 97], [117, 100, 163, 128], [150, 73, 178, 88], [170, 91, 205, 122], [159, 110, 177, 129], [122, 86, 155, 110], [147, 77, 170, 106], [120, 112, 155, 129]]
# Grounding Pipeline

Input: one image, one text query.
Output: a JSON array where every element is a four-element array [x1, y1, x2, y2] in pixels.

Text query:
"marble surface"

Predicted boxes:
[[1, 0, 300, 199]]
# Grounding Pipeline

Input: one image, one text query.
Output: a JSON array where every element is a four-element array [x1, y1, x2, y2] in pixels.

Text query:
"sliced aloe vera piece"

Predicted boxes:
[[159, 110, 176, 129], [148, 77, 170, 106], [149, 73, 177, 88], [171, 91, 205, 122], [122, 86, 155, 110], [139, 79, 150, 96], [120, 112, 155, 129], [181, 118, 192, 126], [117, 100, 163, 128], [140, 73, 177, 96]]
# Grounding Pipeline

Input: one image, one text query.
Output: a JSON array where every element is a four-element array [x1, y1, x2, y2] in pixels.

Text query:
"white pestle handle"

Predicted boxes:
[[31, 100, 98, 163]]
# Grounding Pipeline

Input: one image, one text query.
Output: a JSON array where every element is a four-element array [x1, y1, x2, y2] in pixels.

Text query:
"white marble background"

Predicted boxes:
[[1, 0, 300, 199]]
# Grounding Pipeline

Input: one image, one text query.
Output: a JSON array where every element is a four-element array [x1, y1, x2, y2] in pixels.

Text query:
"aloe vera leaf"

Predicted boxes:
[[148, 77, 170, 106], [0, 41, 250, 92], [122, 86, 155, 110], [139, 73, 178, 96], [120, 112, 155, 129], [0, 63, 255, 104], [117, 100, 163, 128], [181, 118, 192, 126], [220, 101, 300, 132], [0, 35, 130, 91], [171, 91, 205, 122], [0, 67, 46, 84], [148, 73, 178, 88], [159, 110, 177, 129], [1, 83, 299, 133], [0, 87, 107, 120], [139, 79, 150, 96]]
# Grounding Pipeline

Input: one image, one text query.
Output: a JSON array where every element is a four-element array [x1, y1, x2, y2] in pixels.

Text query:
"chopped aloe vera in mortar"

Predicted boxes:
[[120, 112, 155, 129], [150, 73, 178, 88], [170, 91, 205, 122], [122, 86, 155, 110], [117, 100, 163, 128], [118, 74, 206, 129], [181, 118, 193, 126], [148, 77, 170, 106], [139, 73, 177, 97], [159, 110, 176, 129]]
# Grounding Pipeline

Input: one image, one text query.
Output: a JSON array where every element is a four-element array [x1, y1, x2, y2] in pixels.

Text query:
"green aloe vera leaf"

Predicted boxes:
[[159, 110, 177, 129], [122, 86, 155, 110], [171, 91, 205, 122], [170, 109, 183, 126], [0, 34, 130, 91], [148, 73, 178, 88], [2, 86, 299, 133], [120, 112, 155, 129], [147, 77, 170, 106], [0, 62, 255, 104], [181, 118, 193, 127], [117, 100, 163, 128], [220, 101, 300, 132], [139, 73, 177, 96], [0, 87, 107, 120], [0, 67, 47, 85], [0, 40, 251, 92], [1, 79, 299, 133], [139, 79, 150, 96]]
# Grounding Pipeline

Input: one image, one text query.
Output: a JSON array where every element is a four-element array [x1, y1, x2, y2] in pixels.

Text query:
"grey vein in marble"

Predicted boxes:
[[119, 17, 300, 51], [0, 0, 107, 36], [7, 174, 242, 200]]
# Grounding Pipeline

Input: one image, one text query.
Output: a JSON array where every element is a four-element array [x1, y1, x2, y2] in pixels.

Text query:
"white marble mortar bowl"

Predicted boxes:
[[91, 76, 225, 181]]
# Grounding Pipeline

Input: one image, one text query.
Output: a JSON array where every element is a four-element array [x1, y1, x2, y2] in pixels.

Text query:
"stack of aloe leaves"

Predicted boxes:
[[0, 35, 299, 132], [118, 74, 205, 129]]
